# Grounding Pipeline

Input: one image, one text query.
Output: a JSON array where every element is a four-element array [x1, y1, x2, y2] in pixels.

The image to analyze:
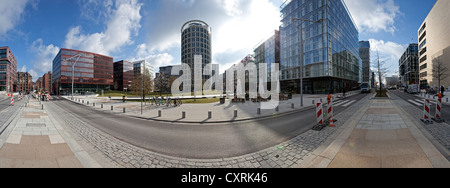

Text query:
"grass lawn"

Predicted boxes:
[[96, 91, 172, 97], [114, 98, 221, 104], [181, 98, 220, 104]]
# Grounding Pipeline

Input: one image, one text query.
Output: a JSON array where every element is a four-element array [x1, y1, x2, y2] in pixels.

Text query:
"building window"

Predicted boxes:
[[420, 55, 427, 63]]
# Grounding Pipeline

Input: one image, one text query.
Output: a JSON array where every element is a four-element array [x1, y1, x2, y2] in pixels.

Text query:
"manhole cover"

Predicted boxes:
[[26, 123, 46, 127]]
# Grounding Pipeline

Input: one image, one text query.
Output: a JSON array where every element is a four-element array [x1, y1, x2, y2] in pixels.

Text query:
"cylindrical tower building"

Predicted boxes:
[[181, 20, 212, 92]]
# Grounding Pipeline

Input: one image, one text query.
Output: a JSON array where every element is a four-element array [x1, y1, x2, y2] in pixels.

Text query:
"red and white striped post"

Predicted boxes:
[[47, 93, 50, 101], [316, 102, 324, 126], [434, 93, 445, 123], [421, 99, 432, 124], [10, 95, 14, 106], [327, 95, 335, 127]]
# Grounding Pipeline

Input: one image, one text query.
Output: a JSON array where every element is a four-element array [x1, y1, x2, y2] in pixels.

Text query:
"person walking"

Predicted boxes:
[[441, 86, 446, 96], [343, 87, 346, 98]]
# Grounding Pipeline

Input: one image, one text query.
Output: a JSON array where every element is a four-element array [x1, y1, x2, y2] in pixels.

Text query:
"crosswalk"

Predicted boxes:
[[407, 98, 437, 107], [332, 100, 357, 107]]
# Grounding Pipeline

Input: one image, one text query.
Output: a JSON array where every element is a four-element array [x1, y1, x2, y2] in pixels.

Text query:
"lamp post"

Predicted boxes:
[[62, 54, 82, 99], [292, 18, 324, 107]]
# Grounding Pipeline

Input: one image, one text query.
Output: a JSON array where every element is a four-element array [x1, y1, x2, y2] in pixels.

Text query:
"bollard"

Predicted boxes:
[[87, 101, 89, 105], [291, 103, 295, 108], [158, 110, 162, 117], [312, 100, 315, 105], [182, 111, 186, 119], [257, 108, 261, 115], [208, 111, 212, 119], [101, 104, 104, 109], [316, 102, 323, 125], [123, 108, 126, 113], [234, 109, 238, 118], [275, 106, 279, 112], [82, 100, 84, 103], [42, 105, 44, 110], [421, 99, 433, 124], [93, 103, 95, 107], [111, 106, 114, 111]]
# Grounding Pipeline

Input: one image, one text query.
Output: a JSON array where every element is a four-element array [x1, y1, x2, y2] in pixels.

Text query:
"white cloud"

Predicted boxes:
[[133, 43, 175, 70], [29, 69, 38, 82], [344, 0, 401, 34], [0, 0, 30, 38], [19, 65, 27, 72], [28, 38, 60, 77], [141, 0, 281, 71], [369, 39, 405, 75], [64, 0, 142, 56]]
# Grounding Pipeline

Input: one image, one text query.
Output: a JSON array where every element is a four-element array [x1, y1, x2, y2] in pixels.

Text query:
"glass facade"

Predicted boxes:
[[280, 0, 360, 94], [360, 41, 371, 83], [114, 60, 134, 91], [181, 20, 212, 91], [399, 44, 419, 87], [52, 48, 113, 95]]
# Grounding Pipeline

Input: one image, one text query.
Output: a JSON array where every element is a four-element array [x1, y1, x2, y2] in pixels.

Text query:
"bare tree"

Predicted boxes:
[[432, 56, 449, 93], [374, 49, 389, 94], [130, 72, 154, 99], [154, 72, 169, 96]]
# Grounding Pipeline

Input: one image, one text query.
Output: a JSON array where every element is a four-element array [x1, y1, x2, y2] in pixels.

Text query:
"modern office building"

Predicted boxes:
[[17, 72, 33, 94], [418, 0, 450, 88], [0, 46, 17, 92], [181, 20, 212, 92], [399, 44, 419, 87], [359, 41, 371, 83], [52, 48, 114, 95], [133, 60, 154, 79], [113, 60, 134, 91], [254, 30, 280, 89], [279, 0, 360, 94]]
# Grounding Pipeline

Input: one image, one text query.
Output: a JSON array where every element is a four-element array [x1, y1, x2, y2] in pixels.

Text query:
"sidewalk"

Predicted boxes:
[[0, 97, 100, 168], [66, 91, 359, 123], [299, 98, 450, 168]]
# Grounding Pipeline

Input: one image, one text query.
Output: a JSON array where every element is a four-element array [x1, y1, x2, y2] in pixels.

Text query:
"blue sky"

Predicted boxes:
[[0, 0, 437, 81]]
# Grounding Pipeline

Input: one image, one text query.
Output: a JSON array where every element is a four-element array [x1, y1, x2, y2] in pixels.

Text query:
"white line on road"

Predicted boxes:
[[342, 100, 356, 107], [409, 100, 423, 106]]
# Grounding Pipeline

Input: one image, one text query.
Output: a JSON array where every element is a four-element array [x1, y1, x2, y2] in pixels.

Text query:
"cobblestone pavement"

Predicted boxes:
[[45, 94, 373, 168], [390, 92, 450, 161]]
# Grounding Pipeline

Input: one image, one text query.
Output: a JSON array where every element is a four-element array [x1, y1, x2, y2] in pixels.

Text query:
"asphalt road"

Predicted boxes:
[[389, 90, 449, 120], [51, 93, 368, 159], [0, 96, 14, 112]]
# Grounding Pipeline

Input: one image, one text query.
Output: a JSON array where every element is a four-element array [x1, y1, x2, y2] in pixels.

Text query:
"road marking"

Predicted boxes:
[[415, 99, 436, 105], [342, 100, 356, 107], [333, 100, 347, 106], [409, 99, 423, 106]]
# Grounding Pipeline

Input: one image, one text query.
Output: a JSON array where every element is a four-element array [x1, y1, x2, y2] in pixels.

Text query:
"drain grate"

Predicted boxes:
[[26, 123, 46, 127]]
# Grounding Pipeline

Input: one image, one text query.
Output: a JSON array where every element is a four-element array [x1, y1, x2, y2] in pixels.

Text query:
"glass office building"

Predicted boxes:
[[52, 48, 114, 95], [280, 0, 360, 94], [181, 20, 212, 92]]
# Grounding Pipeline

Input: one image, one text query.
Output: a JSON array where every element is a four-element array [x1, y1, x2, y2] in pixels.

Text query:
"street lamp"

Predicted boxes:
[[292, 18, 324, 107], [62, 54, 82, 99]]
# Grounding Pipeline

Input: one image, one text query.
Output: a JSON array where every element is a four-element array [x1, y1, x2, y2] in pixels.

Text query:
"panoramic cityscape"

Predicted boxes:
[[1, 0, 450, 175]]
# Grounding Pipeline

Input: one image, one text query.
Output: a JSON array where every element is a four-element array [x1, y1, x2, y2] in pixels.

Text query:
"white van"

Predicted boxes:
[[407, 84, 419, 94]]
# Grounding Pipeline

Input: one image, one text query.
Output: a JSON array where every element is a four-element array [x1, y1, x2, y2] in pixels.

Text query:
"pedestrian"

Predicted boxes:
[[343, 87, 346, 98], [441, 86, 446, 96]]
